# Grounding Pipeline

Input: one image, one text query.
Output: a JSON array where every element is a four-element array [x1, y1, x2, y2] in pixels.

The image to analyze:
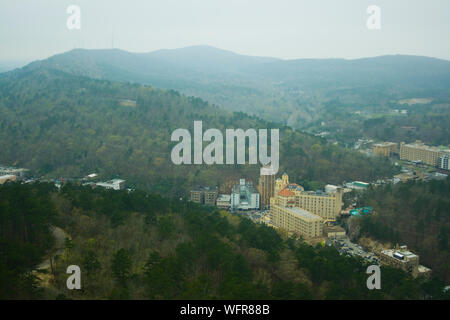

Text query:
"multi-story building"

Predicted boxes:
[[258, 166, 276, 209], [295, 190, 343, 222], [190, 186, 218, 205], [231, 179, 260, 210], [190, 188, 204, 204], [96, 179, 126, 190], [380, 247, 418, 273], [270, 204, 323, 239], [373, 142, 398, 157], [439, 154, 449, 171], [324, 225, 346, 239], [273, 173, 343, 222], [204, 187, 218, 206], [379, 245, 431, 277], [216, 194, 231, 209], [268, 173, 346, 238], [399, 141, 448, 166]]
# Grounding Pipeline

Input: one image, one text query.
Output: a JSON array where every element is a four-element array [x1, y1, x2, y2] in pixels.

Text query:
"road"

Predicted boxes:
[[36, 226, 70, 270]]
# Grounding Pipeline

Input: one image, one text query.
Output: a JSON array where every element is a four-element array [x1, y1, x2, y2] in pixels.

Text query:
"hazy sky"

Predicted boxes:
[[1, 0, 449, 62]]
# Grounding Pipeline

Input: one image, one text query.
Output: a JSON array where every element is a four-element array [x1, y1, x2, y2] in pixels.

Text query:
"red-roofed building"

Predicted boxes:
[[270, 173, 343, 224], [276, 187, 296, 207], [278, 188, 294, 197]]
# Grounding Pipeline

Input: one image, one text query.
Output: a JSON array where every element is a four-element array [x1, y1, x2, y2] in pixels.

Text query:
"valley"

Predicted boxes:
[[0, 46, 448, 301]]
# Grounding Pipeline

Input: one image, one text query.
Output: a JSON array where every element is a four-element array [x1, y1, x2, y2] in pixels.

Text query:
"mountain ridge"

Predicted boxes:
[[3, 45, 450, 130]]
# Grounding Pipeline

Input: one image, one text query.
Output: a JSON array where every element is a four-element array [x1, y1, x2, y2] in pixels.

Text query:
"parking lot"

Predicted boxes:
[[328, 237, 380, 265]]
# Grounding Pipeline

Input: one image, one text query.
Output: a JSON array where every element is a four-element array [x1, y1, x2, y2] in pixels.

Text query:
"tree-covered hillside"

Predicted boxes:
[[351, 178, 450, 282], [0, 68, 397, 195], [1, 182, 447, 300]]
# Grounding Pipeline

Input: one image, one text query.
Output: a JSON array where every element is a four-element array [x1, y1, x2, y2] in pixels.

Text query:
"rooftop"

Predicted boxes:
[[217, 194, 231, 202], [374, 142, 397, 147], [402, 142, 449, 153], [302, 190, 333, 197], [381, 249, 418, 260], [110, 179, 125, 183], [192, 186, 218, 192], [285, 183, 304, 191], [232, 182, 258, 194], [96, 179, 125, 187], [285, 207, 322, 221], [278, 188, 295, 197], [260, 166, 277, 176]]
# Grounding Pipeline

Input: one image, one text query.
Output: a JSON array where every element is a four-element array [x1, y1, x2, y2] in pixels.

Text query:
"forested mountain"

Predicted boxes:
[[0, 67, 397, 195], [21, 46, 450, 127], [1, 182, 447, 300], [350, 178, 450, 282]]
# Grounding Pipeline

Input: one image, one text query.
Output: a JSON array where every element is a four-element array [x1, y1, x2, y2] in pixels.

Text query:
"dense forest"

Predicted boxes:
[[0, 68, 397, 196], [362, 113, 450, 146], [1, 182, 448, 300], [350, 178, 450, 282], [304, 99, 450, 147], [0, 183, 56, 298]]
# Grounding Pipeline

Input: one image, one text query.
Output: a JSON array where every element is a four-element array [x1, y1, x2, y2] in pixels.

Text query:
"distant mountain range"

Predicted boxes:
[[4, 45, 450, 126], [0, 60, 29, 73]]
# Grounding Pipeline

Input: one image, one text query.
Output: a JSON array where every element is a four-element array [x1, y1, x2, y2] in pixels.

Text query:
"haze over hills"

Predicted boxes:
[[0, 66, 396, 195], [147, 45, 280, 73], [19, 45, 450, 127], [2, 0, 450, 302], [1, 49, 449, 301], [0, 60, 29, 73]]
